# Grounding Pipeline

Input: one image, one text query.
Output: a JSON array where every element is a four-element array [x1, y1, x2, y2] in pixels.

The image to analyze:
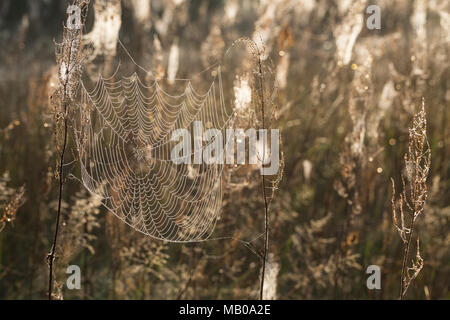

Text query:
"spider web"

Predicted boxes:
[[74, 62, 236, 242]]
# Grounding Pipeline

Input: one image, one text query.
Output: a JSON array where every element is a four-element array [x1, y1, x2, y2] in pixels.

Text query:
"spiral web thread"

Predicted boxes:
[[74, 64, 235, 242]]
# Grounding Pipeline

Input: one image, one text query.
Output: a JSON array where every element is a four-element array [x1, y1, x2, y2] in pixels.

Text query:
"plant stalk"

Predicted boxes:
[[257, 56, 270, 300], [400, 215, 415, 300], [48, 37, 73, 299]]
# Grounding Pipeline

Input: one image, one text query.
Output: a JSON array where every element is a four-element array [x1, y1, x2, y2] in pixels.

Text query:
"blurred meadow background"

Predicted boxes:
[[0, 0, 449, 299]]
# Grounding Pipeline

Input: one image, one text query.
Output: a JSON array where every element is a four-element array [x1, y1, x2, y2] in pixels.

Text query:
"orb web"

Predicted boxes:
[[74, 66, 235, 242]]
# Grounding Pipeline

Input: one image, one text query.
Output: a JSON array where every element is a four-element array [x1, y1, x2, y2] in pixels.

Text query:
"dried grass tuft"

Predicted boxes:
[[391, 99, 431, 299]]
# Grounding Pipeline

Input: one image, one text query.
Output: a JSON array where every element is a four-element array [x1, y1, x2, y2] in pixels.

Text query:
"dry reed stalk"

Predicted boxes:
[[227, 37, 283, 300], [47, 0, 90, 300]]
